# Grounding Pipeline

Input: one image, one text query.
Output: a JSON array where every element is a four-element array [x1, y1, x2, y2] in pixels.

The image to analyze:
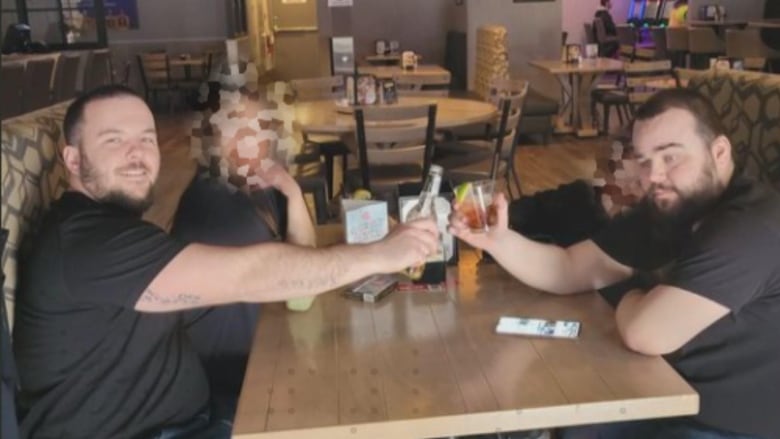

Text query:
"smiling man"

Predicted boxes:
[[12, 85, 439, 438], [450, 88, 780, 438]]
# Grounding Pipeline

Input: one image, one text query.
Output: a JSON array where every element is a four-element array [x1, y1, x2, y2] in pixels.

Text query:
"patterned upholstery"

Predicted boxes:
[[1, 103, 71, 328], [687, 69, 780, 188]]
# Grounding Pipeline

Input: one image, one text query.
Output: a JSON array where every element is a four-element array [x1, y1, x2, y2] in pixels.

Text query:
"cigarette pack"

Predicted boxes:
[[344, 274, 399, 303]]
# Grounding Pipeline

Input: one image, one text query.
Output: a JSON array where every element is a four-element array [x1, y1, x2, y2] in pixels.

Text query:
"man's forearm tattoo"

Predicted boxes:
[[140, 288, 201, 306]]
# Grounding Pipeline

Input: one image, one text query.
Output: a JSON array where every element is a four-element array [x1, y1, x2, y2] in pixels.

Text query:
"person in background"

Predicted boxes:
[[450, 88, 780, 439], [595, 0, 619, 57], [13, 85, 439, 439], [669, 0, 689, 28]]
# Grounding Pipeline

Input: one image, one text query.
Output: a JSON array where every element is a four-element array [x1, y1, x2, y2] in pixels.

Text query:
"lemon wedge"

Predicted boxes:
[[454, 182, 472, 203], [352, 188, 372, 200]]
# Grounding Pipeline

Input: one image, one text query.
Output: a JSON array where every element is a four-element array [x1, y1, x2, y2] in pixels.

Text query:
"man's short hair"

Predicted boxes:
[[63, 84, 143, 146], [600, 0, 610, 7], [634, 88, 727, 146]]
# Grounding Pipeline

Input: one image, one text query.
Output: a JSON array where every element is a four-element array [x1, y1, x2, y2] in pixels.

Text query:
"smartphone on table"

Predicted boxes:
[[495, 316, 581, 339]]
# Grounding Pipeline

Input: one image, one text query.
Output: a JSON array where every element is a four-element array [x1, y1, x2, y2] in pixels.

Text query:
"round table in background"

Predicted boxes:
[[294, 96, 498, 135]]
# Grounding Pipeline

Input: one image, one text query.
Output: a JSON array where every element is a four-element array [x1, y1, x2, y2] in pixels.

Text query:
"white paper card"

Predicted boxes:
[[328, 0, 353, 7], [342, 199, 388, 244]]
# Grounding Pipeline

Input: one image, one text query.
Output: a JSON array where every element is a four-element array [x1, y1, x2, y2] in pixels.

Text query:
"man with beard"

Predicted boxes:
[[12, 85, 439, 439], [450, 88, 780, 439]]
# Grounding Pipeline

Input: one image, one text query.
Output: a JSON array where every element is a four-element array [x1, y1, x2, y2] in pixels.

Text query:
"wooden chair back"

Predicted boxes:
[[624, 60, 678, 106], [354, 104, 437, 190], [486, 78, 528, 155], [138, 52, 171, 90]]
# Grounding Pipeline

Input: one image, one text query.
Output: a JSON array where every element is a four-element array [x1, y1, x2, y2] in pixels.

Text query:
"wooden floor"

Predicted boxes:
[[145, 114, 613, 230]]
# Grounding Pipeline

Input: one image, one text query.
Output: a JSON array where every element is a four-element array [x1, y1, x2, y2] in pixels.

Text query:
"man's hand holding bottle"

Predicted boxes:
[[371, 219, 440, 274]]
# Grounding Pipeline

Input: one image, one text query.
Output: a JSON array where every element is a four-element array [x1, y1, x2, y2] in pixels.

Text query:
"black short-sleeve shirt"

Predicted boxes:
[[13, 192, 209, 439], [593, 177, 780, 438]]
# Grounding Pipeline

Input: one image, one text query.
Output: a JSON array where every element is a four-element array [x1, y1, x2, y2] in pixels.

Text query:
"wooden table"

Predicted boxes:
[[169, 56, 206, 81], [294, 96, 496, 136], [688, 20, 748, 28], [233, 228, 699, 438], [748, 19, 780, 29], [530, 58, 624, 138], [358, 64, 450, 80]]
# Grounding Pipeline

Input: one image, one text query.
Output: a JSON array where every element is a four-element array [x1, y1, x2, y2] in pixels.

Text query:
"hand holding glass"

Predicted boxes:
[[457, 180, 497, 233]]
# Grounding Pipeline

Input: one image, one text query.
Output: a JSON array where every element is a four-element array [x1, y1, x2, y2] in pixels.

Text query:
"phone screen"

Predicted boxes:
[[496, 316, 581, 339]]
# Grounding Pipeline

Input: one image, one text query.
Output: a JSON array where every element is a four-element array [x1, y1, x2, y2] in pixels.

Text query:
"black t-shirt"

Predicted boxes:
[[13, 192, 209, 439], [593, 177, 780, 438]]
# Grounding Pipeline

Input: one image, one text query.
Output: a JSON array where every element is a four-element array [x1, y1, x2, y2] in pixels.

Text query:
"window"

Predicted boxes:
[[3, 0, 107, 50], [1, 0, 21, 47], [228, 0, 247, 37]]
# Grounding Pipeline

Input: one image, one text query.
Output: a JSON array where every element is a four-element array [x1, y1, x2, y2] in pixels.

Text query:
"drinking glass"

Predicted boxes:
[[458, 180, 496, 233]]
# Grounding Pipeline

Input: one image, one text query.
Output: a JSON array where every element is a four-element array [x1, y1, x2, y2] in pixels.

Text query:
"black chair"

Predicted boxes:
[[593, 60, 678, 134], [137, 52, 177, 113], [289, 76, 351, 199], [435, 79, 529, 198]]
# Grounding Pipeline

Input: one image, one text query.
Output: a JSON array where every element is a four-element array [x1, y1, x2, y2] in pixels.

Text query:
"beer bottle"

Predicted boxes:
[[404, 165, 445, 281]]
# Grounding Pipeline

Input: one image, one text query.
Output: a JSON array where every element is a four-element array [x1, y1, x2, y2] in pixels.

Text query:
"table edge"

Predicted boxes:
[[232, 393, 698, 438]]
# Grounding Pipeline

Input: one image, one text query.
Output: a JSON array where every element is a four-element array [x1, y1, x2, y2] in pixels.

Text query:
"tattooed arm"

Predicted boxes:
[[134, 219, 439, 312]]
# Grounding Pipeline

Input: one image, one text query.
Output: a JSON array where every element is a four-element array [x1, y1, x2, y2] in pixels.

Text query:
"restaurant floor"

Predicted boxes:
[[144, 113, 613, 232]]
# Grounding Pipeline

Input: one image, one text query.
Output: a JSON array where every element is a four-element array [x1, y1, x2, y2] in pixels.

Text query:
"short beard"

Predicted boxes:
[[100, 189, 155, 214], [79, 146, 154, 214], [643, 163, 724, 241]]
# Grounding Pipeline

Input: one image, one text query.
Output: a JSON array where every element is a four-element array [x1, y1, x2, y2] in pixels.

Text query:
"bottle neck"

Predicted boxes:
[[417, 173, 442, 213]]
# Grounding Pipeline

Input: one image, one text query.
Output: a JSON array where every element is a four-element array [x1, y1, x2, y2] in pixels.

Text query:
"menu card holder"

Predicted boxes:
[[342, 199, 389, 244]]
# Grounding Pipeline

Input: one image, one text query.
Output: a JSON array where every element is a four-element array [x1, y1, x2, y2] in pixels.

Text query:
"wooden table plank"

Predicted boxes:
[[234, 236, 698, 438], [329, 293, 389, 424], [359, 64, 449, 79], [264, 299, 340, 431], [234, 309, 287, 433], [370, 292, 468, 419]]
